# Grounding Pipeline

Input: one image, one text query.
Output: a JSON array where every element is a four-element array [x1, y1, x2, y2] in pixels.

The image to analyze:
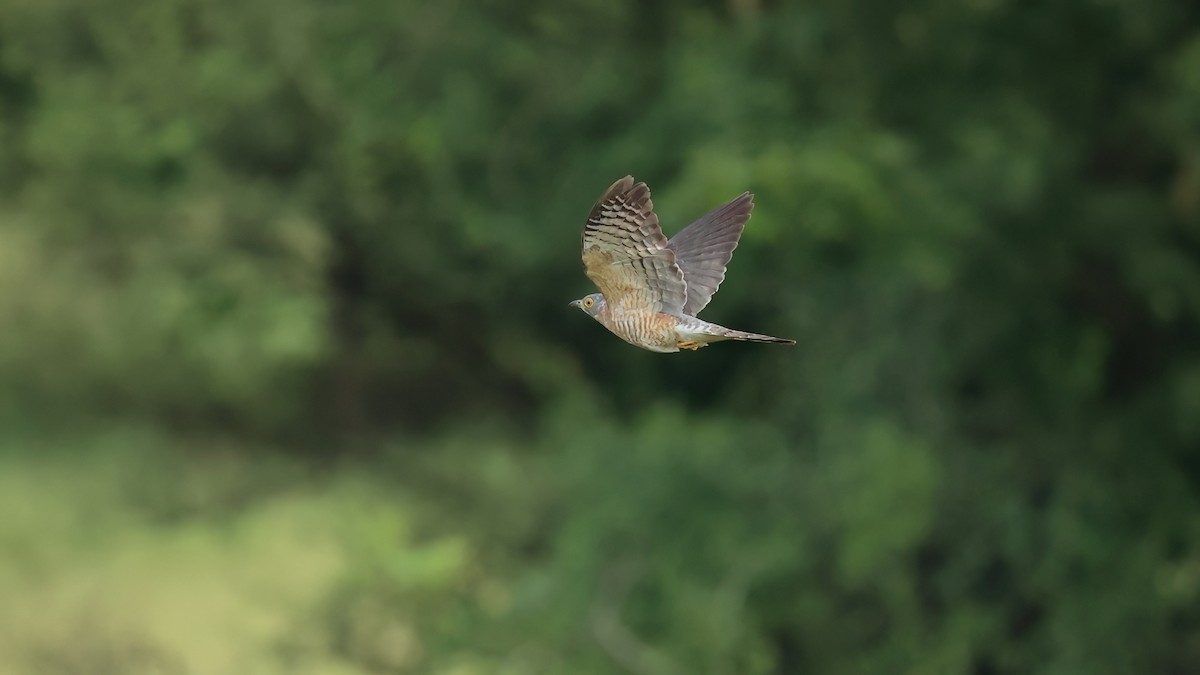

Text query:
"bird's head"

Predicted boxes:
[[569, 293, 605, 319]]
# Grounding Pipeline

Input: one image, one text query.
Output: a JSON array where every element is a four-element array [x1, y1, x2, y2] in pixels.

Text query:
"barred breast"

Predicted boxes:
[[605, 312, 681, 353]]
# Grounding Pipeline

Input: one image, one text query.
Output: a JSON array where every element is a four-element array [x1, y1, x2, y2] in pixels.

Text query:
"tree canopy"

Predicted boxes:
[[1, 0, 1198, 673]]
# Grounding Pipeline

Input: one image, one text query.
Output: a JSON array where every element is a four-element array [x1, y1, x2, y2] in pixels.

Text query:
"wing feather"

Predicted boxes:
[[581, 177, 687, 315], [668, 191, 753, 316]]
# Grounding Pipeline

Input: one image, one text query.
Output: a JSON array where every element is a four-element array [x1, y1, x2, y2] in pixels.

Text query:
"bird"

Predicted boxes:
[[570, 175, 795, 353]]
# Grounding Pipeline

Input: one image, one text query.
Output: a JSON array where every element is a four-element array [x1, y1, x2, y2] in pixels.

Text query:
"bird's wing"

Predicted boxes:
[[581, 176, 687, 315], [667, 191, 753, 316]]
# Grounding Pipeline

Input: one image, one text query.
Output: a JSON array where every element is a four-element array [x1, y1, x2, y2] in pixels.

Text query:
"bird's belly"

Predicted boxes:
[[606, 313, 680, 353]]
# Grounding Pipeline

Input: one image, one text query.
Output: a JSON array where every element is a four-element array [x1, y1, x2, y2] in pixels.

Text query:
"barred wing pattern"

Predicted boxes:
[[667, 191, 753, 317], [581, 176, 688, 315]]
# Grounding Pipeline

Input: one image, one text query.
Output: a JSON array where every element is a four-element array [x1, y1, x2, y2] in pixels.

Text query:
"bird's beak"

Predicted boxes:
[[568, 299, 582, 309]]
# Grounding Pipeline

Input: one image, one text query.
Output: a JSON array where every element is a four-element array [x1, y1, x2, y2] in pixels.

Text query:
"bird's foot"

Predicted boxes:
[[676, 340, 706, 351]]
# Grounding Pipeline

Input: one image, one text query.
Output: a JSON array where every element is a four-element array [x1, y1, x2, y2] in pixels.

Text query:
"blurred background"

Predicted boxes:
[[1, 0, 1199, 673]]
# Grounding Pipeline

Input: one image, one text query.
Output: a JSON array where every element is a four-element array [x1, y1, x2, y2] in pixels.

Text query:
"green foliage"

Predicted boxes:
[[1, 0, 1199, 672]]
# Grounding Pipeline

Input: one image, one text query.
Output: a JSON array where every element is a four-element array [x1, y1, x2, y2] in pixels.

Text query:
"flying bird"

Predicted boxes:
[[570, 176, 794, 353]]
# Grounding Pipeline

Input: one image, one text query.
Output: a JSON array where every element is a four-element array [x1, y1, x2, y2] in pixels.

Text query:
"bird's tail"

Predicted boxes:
[[680, 318, 795, 346], [716, 327, 795, 345]]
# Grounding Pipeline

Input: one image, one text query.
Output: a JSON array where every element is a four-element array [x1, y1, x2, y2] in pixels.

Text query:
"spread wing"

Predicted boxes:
[[581, 176, 687, 315], [667, 191, 753, 316]]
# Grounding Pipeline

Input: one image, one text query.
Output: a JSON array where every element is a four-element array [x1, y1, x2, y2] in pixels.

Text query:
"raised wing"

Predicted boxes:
[[581, 176, 687, 315], [668, 191, 753, 316]]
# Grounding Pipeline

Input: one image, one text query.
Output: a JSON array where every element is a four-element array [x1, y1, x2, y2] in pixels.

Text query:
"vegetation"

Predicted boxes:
[[1, 0, 1199, 672]]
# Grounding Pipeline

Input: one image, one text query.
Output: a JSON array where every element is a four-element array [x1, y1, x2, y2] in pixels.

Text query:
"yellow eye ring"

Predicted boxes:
[[583, 297, 594, 308]]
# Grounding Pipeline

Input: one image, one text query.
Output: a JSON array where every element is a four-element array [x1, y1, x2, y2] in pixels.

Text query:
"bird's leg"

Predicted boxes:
[[676, 340, 706, 351]]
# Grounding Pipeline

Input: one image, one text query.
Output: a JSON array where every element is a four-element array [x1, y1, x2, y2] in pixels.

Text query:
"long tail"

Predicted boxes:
[[716, 327, 795, 345], [677, 316, 795, 348], [681, 314, 792, 345]]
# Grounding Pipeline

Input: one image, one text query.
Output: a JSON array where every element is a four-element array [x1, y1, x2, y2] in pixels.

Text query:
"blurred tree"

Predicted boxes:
[[0, 0, 1198, 672]]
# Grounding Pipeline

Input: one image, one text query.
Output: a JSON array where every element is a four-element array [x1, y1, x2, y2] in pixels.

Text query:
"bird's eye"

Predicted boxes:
[[583, 297, 594, 308]]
